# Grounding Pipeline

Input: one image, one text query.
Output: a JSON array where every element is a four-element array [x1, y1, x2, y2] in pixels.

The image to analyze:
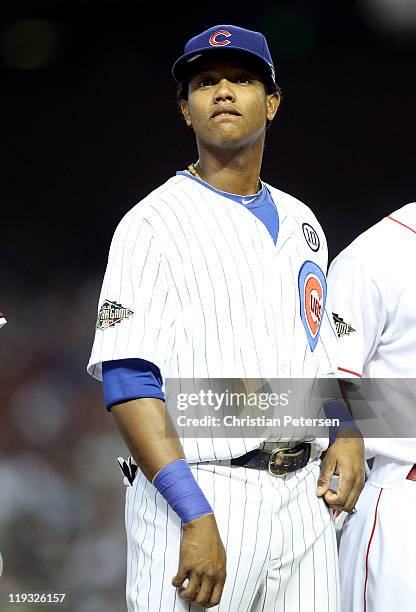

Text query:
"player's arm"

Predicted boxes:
[[316, 377, 365, 513], [89, 214, 226, 606], [112, 399, 226, 608], [316, 255, 385, 511], [106, 361, 226, 608]]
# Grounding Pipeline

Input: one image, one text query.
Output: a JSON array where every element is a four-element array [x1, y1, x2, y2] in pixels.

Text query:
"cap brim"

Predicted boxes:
[[172, 46, 274, 85]]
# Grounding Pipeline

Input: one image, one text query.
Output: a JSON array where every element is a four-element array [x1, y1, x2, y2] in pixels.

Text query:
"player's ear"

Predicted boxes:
[[266, 92, 280, 122], [180, 99, 192, 127]]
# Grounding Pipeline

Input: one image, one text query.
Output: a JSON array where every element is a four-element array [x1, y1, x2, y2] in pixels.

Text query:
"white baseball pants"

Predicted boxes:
[[125, 459, 340, 612], [339, 478, 416, 612]]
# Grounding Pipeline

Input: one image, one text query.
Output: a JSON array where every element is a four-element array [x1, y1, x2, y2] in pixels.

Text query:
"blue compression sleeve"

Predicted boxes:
[[324, 400, 361, 444], [153, 460, 213, 524], [102, 358, 165, 411]]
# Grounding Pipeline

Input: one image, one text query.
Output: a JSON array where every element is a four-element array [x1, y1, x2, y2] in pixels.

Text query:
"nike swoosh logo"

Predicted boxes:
[[242, 197, 256, 204]]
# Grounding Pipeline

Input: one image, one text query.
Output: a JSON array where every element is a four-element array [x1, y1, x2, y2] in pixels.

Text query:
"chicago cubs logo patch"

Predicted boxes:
[[209, 30, 231, 46], [302, 223, 320, 252], [298, 261, 327, 351], [96, 299, 134, 330]]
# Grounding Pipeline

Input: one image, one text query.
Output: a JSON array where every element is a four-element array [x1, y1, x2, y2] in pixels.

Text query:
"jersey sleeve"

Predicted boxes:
[[102, 358, 164, 410], [327, 255, 386, 378], [87, 209, 175, 381]]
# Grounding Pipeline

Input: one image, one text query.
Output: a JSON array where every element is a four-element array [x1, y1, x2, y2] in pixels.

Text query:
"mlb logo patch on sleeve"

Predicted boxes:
[[298, 261, 327, 351], [332, 313, 356, 338]]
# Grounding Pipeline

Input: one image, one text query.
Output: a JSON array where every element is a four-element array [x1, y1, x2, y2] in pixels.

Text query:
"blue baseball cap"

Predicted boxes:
[[172, 24, 277, 91]]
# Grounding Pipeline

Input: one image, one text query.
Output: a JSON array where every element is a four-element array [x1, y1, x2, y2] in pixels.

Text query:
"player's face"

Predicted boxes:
[[180, 58, 280, 150]]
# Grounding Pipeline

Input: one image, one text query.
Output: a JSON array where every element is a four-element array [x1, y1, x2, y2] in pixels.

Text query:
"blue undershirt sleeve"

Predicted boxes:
[[102, 358, 165, 411], [324, 400, 361, 445]]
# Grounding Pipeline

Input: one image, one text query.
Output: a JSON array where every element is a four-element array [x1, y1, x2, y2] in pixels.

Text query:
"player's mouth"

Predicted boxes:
[[210, 106, 242, 119]]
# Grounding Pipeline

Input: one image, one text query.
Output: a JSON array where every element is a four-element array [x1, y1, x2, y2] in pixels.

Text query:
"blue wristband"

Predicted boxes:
[[153, 460, 213, 524], [324, 400, 361, 444]]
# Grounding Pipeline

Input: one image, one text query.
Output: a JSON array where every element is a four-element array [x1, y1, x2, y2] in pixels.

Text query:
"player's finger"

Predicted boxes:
[[171, 568, 189, 588], [178, 574, 201, 601], [322, 488, 342, 506], [207, 581, 225, 607], [316, 455, 336, 496], [193, 576, 215, 606], [334, 466, 361, 510], [342, 479, 364, 513]]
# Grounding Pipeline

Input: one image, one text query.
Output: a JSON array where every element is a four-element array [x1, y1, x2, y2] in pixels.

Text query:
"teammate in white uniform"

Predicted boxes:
[[328, 203, 416, 612], [88, 25, 364, 611]]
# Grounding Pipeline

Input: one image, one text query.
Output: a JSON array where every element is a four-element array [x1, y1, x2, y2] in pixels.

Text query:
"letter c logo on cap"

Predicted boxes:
[[209, 30, 231, 46]]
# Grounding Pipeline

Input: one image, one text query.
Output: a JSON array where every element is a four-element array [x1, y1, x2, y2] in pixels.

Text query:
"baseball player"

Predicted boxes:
[[88, 25, 364, 611], [328, 203, 416, 612]]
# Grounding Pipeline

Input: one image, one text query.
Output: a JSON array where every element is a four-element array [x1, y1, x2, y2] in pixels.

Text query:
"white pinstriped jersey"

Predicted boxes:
[[328, 203, 416, 483], [88, 173, 338, 462]]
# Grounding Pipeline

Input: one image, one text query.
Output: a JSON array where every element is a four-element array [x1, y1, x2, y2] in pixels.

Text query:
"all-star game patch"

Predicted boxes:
[[332, 313, 356, 338], [96, 300, 134, 330]]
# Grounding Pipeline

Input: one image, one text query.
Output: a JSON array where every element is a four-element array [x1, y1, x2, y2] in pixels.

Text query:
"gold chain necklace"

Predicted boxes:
[[187, 162, 203, 181], [187, 162, 262, 193]]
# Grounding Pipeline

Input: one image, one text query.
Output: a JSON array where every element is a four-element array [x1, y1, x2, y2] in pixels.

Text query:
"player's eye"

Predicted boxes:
[[236, 76, 250, 84], [198, 78, 214, 87]]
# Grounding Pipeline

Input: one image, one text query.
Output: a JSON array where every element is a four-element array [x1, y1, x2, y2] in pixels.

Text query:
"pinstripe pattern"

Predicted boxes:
[[124, 460, 339, 612], [87, 173, 339, 611], [88, 175, 337, 461]]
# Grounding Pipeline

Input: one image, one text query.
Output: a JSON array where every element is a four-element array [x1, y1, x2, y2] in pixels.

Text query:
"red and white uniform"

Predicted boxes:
[[328, 203, 416, 612]]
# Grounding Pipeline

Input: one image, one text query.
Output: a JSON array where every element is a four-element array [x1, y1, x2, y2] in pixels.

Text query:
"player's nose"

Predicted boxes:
[[213, 79, 236, 103]]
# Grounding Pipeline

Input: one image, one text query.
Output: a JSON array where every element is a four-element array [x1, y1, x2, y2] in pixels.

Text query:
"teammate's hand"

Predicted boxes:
[[172, 513, 227, 608], [316, 431, 365, 513]]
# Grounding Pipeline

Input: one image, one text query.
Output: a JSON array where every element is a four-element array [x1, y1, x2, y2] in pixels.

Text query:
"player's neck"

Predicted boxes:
[[192, 149, 263, 196]]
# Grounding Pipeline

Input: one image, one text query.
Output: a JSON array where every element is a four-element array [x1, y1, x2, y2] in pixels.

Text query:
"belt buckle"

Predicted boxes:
[[268, 446, 292, 478]]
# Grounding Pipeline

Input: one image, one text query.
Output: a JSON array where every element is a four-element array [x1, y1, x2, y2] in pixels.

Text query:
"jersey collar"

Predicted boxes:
[[176, 170, 265, 207]]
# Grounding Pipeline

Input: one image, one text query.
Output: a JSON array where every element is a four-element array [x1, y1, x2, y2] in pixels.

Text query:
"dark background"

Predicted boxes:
[[2, 0, 416, 290], [0, 2, 415, 610]]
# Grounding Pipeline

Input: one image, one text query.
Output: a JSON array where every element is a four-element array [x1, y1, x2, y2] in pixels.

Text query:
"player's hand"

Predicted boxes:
[[316, 430, 365, 513], [172, 513, 227, 608]]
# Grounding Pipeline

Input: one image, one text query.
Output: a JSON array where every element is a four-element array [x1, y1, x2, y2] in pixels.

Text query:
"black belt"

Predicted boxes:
[[230, 442, 312, 477]]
